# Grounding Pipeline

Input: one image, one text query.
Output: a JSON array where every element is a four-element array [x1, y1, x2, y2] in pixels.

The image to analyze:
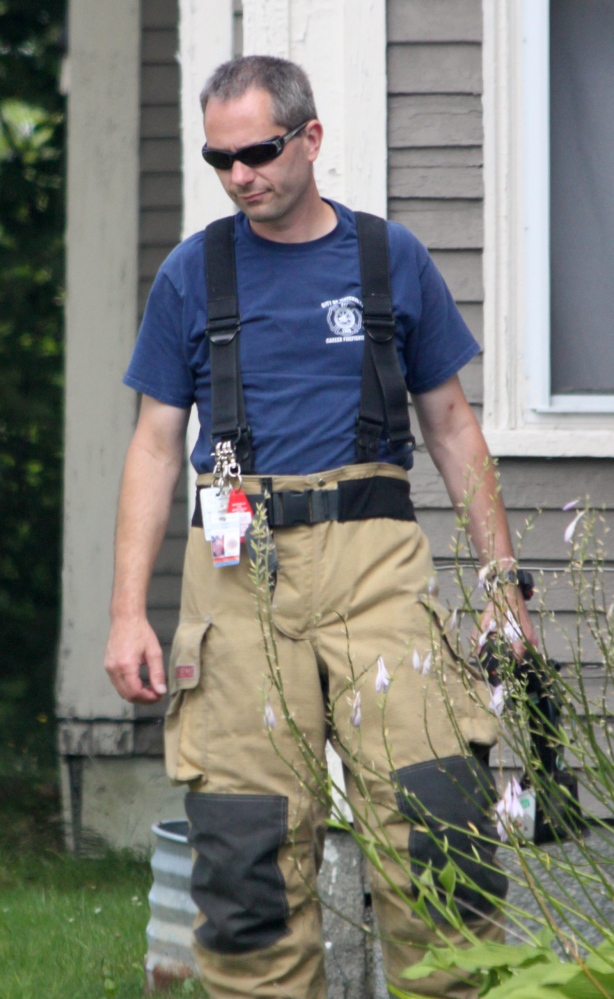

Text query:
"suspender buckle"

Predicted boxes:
[[206, 317, 241, 345], [355, 416, 382, 462], [205, 316, 241, 347], [363, 315, 396, 343]]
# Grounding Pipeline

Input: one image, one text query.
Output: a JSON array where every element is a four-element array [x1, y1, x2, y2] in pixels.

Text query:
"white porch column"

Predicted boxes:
[[243, 0, 387, 216], [180, 0, 235, 507], [57, 0, 141, 723]]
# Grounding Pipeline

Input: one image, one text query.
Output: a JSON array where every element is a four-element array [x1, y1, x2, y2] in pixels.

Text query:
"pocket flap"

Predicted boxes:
[[169, 617, 211, 693], [418, 592, 463, 663]]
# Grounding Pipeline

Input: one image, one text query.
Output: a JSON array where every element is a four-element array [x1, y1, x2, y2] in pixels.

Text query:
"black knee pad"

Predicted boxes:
[[185, 792, 290, 954], [392, 755, 508, 922]]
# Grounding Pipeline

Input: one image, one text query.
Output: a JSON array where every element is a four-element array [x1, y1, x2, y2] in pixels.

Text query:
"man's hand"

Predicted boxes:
[[104, 614, 168, 703], [476, 586, 539, 662]]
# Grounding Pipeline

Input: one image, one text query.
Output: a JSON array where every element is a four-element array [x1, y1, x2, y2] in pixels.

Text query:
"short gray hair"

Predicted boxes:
[[200, 55, 317, 130]]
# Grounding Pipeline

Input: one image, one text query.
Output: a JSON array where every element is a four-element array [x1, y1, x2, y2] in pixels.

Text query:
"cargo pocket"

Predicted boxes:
[[417, 593, 498, 749], [393, 754, 508, 922], [165, 617, 211, 783]]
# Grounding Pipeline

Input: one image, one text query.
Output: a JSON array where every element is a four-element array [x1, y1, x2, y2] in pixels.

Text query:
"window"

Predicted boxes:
[[550, 0, 614, 401], [482, 0, 614, 455]]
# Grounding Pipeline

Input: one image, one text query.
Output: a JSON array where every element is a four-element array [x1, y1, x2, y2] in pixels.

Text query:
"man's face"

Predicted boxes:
[[203, 88, 320, 224]]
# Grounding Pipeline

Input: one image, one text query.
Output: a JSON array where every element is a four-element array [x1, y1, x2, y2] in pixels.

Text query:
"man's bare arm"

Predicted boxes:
[[104, 395, 189, 703], [412, 374, 537, 653]]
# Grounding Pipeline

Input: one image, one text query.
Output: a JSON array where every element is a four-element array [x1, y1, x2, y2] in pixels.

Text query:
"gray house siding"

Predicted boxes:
[[387, 0, 484, 513]]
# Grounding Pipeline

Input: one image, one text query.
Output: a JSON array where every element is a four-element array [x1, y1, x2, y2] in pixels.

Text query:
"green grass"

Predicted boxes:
[[0, 847, 208, 999]]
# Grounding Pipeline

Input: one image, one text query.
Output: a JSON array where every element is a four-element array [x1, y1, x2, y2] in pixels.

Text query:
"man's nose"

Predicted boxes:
[[230, 158, 256, 186]]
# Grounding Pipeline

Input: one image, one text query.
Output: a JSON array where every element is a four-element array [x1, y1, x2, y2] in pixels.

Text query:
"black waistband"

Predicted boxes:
[[191, 475, 416, 529]]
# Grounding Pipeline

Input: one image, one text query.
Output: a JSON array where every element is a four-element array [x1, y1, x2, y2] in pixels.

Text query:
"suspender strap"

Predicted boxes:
[[354, 211, 415, 465], [204, 216, 254, 471]]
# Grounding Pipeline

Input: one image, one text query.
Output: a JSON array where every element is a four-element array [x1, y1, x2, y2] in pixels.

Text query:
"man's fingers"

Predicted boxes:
[[146, 644, 167, 696]]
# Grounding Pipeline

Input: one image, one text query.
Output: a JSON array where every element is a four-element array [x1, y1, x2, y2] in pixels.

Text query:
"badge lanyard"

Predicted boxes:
[[201, 441, 252, 567]]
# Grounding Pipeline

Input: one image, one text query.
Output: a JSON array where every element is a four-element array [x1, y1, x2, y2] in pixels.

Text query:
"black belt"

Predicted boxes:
[[192, 475, 416, 529]]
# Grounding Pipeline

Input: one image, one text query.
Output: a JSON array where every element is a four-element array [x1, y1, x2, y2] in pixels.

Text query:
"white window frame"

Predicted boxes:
[[482, 0, 614, 457]]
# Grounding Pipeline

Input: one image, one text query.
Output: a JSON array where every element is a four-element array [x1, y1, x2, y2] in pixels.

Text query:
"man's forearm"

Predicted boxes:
[[429, 414, 516, 569], [110, 418, 185, 620], [413, 378, 516, 568]]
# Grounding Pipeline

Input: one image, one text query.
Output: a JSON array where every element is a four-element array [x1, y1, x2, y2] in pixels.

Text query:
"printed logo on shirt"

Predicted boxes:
[[321, 296, 364, 343]]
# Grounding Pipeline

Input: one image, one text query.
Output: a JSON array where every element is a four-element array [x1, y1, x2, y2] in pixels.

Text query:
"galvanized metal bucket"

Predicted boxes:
[[145, 820, 199, 990]]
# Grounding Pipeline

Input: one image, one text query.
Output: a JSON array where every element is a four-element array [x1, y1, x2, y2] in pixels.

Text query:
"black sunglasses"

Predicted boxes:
[[201, 121, 309, 171]]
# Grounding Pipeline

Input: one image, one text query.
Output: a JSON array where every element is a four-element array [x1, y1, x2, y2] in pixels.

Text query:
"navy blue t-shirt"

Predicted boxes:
[[124, 201, 479, 474]]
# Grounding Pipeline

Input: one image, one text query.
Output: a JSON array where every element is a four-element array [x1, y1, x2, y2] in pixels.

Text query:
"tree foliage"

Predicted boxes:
[[0, 1, 65, 759]]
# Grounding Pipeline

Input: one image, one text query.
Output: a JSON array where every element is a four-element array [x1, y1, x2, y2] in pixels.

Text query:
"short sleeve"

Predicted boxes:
[[403, 252, 480, 395], [123, 271, 194, 408]]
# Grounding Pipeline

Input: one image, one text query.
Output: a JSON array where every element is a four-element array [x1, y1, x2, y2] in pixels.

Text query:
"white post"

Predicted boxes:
[[57, 0, 141, 722], [242, 0, 387, 216], [179, 0, 235, 511]]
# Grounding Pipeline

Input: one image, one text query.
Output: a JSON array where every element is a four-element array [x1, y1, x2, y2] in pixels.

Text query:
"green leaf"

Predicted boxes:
[[401, 948, 458, 979], [486, 989, 570, 999], [438, 861, 456, 894]]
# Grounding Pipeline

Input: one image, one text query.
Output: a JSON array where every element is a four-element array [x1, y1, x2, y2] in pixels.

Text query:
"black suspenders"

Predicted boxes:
[[204, 212, 415, 472], [204, 216, 254, 472], [354, 211, 415, 464]]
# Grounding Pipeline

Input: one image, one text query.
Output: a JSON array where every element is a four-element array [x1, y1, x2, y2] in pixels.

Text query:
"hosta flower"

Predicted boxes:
[[263, 699, 276, 730], [503, 610, 522, 644], [477, 563, 494, 591], [478, 619, 496, 650], [350, 691, 362, 727], [488, 683, 507, 717], [562, 498, 580, 512], [375, 656, 390, 693], [412, 650, 431, 676], [495, 778, 524, 841], [564, 510, 585, 543], [444, 608, 458, 635]]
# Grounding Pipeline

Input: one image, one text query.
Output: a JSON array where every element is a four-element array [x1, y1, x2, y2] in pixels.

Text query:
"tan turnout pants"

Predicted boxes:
[[165, 463, 505, 999]]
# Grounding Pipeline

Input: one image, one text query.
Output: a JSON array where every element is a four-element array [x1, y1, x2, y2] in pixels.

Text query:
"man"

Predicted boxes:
[[105, 56, 536, 999]]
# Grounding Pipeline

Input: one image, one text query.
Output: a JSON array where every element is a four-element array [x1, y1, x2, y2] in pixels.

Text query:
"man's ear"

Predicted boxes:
[[304, 119, 324, 163]]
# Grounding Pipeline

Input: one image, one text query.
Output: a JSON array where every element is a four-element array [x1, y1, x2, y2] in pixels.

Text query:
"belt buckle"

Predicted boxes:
[[280, 490, 312, 526]]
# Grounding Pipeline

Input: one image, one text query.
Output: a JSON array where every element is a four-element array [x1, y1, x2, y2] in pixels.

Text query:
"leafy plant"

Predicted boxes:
[[0, 2, 65, 781], [247, 487, 614, 997]]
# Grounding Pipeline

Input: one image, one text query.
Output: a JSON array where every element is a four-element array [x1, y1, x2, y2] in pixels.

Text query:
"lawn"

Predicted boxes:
[[0, 847, 207, 999]]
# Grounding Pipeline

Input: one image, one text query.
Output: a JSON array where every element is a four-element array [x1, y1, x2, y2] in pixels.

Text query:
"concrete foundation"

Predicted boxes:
[[59, 756, 187, 854]]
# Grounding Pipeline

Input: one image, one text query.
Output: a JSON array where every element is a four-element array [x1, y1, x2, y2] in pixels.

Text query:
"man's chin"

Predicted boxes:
[[241, 201, 285, 223]]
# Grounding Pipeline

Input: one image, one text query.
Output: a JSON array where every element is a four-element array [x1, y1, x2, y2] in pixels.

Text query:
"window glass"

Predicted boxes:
[[550, 0, 614, 394]]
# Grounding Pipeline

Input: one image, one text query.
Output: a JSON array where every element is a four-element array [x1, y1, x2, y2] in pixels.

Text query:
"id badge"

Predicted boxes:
[[209, 512, 241, 567], [226, 487, 253, 539], [200, 487, 228, 541]]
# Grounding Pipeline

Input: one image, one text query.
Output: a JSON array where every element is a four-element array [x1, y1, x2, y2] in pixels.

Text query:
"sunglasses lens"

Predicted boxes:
[[202, 149, 234, 170], [237, 142, 280, 167]]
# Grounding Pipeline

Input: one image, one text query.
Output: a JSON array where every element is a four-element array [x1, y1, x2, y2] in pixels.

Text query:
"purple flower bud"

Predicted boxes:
[[488, 683, 506, 717], [564, 510, 585, 543], [375, 656, 390, 693], [264, 699, 276, 730], [350, 691, 362, 728], [495, 778, 524, 841]]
